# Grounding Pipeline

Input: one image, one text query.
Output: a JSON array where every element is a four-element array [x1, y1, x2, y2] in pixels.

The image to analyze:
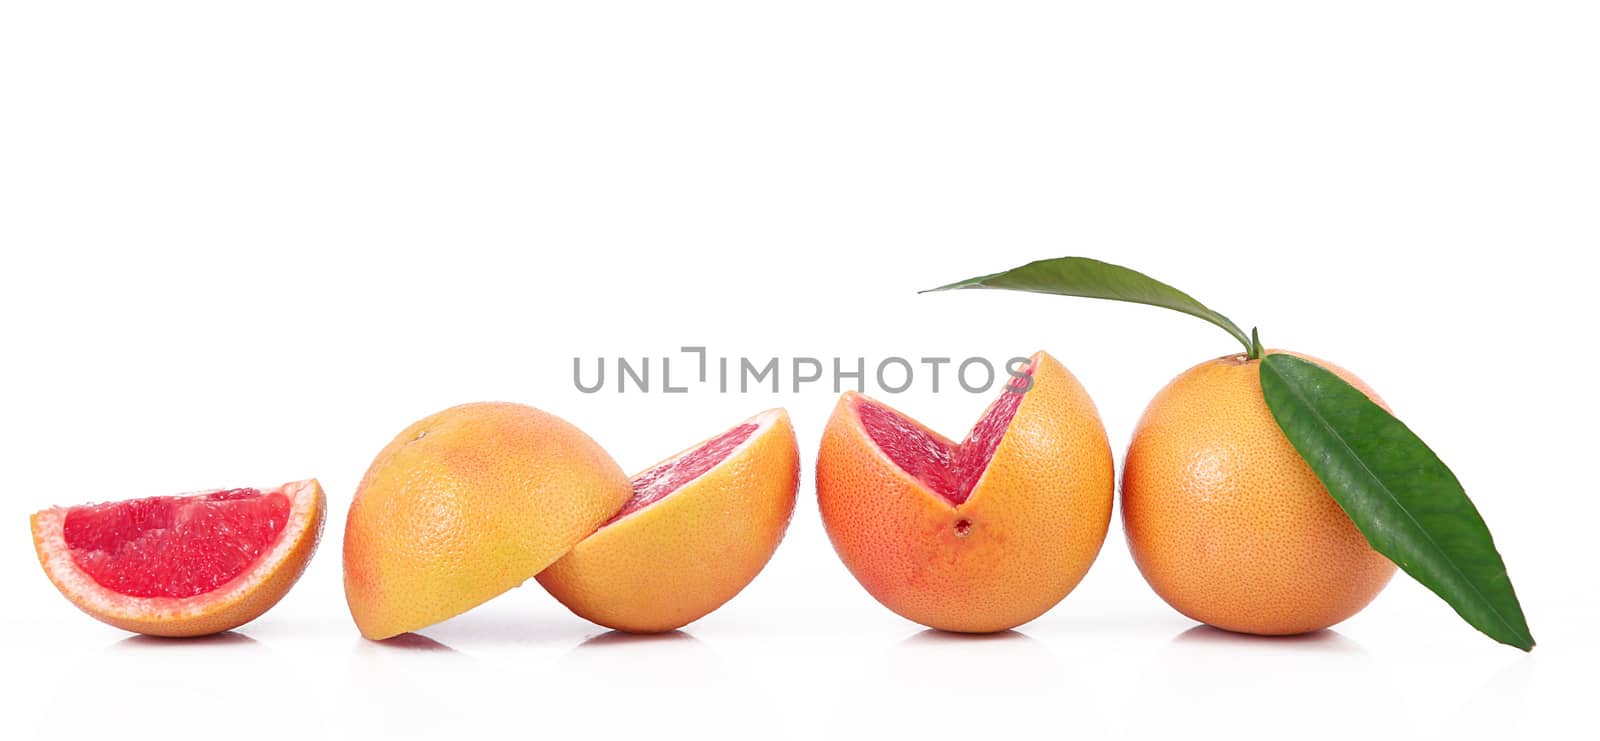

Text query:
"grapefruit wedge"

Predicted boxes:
[[537, 409, 800, 633], [816, 351, 1114, 633], [31, 479, 327, 637]]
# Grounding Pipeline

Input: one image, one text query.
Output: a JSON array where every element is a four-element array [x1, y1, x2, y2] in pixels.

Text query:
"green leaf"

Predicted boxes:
[[1260, 354, 1534, 650], [922, 256, 1255, 356]]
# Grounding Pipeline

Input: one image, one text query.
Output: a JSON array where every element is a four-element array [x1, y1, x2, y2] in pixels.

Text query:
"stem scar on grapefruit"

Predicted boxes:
[[343, 402, 632, 641], [1122, 350, 1397, 635], [816, 350, 1114, 633], [30, 479, 327, 637], [537, 409, 800, 633]]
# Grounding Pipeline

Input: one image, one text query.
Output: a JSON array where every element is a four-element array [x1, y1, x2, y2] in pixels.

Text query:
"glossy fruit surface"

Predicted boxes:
[[538, 409, 800, 633], [343, 402, 631, 640], [1122, 351, 1397, 635], [817, 351, 1114, 633], [32, 479, 326, 637]]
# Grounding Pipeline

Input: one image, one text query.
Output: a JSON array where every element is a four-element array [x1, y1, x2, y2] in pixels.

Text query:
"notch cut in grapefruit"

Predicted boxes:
[[853, 361, 1033, 506], [538, 409, 800, 633], [32, 479, 327, 637], [816, 351, 1115, 633]]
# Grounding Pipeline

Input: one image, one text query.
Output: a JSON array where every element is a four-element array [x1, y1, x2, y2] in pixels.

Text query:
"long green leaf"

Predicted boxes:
[[1260, 354, 1534, 650], [922, 256, 1255, 354]]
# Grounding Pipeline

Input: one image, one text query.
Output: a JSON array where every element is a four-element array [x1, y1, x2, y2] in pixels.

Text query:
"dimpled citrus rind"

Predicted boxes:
[[1122, 351, 1398, 635], [343, 402, 632, 640], [537, 409, 800, 633], [817, 351, 1115, 633]]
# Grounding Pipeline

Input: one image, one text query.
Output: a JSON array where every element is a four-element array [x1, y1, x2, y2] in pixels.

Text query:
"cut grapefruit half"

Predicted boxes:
[[816, 351, 1114, 633], [31, 479, 327, 637], [342, 402, 631, 640], [537, 409, 800, 633]]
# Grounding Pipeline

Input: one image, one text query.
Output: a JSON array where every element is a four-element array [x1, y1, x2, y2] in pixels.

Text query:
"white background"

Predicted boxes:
[[2, 2, 1596, 739]]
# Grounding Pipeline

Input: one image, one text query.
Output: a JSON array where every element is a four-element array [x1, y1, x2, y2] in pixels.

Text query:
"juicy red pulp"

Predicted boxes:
[[856, 362, 1034, 505], [62, 488, 291, 598], [609, 423, 759, 524]]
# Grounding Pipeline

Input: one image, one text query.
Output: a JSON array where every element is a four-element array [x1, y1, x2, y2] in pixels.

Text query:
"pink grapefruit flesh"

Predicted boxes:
[[32, 479, 327, 637], [856, 361, 1035, 504], [608, 422, 759, 523], [63, 488, 292, 598]]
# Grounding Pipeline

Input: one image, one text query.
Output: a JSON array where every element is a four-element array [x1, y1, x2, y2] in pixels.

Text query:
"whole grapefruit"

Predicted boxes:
[[1121, 350, 1397, 635]]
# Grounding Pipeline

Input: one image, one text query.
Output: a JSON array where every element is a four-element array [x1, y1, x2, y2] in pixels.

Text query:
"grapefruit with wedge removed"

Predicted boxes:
[[537, 409, 800, 633], [30, 479, 327, 637], [343, 402, 632, 640], [816, 351, 1114, 633]]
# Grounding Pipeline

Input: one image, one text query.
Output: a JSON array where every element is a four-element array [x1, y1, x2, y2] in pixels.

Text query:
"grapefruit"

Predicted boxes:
[[537, 409, 800, 633], [343, 402, 632, 640], [1122, 350, 1398, 635], [30, 479, 326, 637], [816, 351, 1114, 633]]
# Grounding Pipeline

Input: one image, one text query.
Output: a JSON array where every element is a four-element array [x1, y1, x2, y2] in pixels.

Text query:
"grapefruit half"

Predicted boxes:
[[31, 479, 327, 637], [343, 402, 632, 640], [538, 409, 800, 633]]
